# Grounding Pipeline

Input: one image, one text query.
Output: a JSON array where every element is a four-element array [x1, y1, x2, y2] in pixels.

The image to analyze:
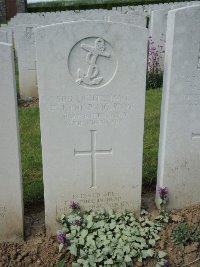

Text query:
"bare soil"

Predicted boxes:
[[0, 190, 199, 267], [18, 97, 39, 108]]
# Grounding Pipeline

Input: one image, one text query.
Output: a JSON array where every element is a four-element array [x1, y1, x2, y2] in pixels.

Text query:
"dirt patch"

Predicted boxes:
[[0, 192, 200, 267], [18, 97, 39, 108], [159, 205, 200, 267]]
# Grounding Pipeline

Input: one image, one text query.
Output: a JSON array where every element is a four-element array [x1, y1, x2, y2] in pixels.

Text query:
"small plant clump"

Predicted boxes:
[[56, 202, 168, 267], [146, 35, 165, 90], [173, 223, 200, 245], [156, 186, 169, 210]]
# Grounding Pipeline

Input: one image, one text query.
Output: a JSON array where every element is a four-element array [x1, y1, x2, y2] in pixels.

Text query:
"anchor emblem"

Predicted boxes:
[[76, 38, 110, 86]]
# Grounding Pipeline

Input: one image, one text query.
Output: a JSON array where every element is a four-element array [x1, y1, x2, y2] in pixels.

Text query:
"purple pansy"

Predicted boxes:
[[69, 201, 80, 210], [158, 186, 168, 200]]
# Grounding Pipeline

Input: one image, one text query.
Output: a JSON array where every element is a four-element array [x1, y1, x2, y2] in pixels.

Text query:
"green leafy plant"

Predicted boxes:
[[57, 203, 168, 267], [173, 223, 200, 245], [55, 258, 66, 267]]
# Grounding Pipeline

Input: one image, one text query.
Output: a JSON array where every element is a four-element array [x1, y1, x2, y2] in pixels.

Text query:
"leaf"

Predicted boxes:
[[55, 259, 66, 267], [155, 197, 162, 209], [81, 229, 88, 239], [69, 243, 77, 256], [130, 249, 137, 257], [146, 249, 154, 257], [78, 237, 85, 245], [60, 214, 65, 220], [103, 246, 113, 255], [109, 221, 116, 230], [72, 263, 81, 267], [80, 249, 87, 257], [86, 214, 93, 222], [124, 255, 132, 263], [116, 254, 123, 262], [141, 250, 149, 259], [96, 256, 104, 262], [87, 221, 93, 229], [149, 239, 156, 246], [158, 251, 167, 259], [123, 245, 131, 253], [108, 209, 114, 217], [93, 221, 102, 229], [104, 259, 113, 264], [58, 243, 64, 253]]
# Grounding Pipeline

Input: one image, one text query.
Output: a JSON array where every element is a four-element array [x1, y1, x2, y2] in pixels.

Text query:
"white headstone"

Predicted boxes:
[[0, 26, 13, 44], [0, 30, 8, 43], [149, 9, 169, 71], [36, 21, 147, 233], [157, 5, 200, 209], [108, 13, 146, 27], [0, 42, 24, 242], [14, 24, 38, 99]]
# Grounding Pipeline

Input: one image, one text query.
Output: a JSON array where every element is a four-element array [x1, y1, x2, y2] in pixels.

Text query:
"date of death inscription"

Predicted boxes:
[[49, 94, 134, 127]]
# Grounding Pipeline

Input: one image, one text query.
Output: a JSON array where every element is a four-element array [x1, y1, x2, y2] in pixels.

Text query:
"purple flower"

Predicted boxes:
[[71, 219, 81, 226], [158, 186, 168, 200], [69, 201, 80, 210], [163, 261, 170, 267], [57, 231, 70, 248], [57, 231, 65, 243]]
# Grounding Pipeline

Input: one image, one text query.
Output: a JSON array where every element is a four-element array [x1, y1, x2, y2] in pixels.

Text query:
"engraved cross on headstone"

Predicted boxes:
[[74, 130, 112, 188]]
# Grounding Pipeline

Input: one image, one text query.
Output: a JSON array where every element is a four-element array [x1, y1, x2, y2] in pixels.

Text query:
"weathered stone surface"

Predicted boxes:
[[0, 42, 24, 242], [0, 30, 7, 43], [14, 24, 38, 99], [108, 13, 146, 27], [0, 26, 12, 44], [36, 21, 147, 234], [157, 5, 200, 209], [149, 9, 169, 71]]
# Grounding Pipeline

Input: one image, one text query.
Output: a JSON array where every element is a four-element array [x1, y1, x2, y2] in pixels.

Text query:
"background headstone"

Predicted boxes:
[[0, 42, 24, 242], [36, 21, 147, 234], [108, 13, 146, 27], [148, 9, 169, 71], [0, 30, 8, 43], [157, 5, 200, 209], [14, 24, 38, 99], [0, 26, 12, 44]]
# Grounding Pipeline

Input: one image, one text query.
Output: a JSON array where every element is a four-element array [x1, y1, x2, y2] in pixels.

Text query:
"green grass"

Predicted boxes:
[[19, 106, 43, 205], [143, 89, 162, 185], [15, 61, 19, 96], [173, 223, 200, 245], [18, 89, 162, 205]]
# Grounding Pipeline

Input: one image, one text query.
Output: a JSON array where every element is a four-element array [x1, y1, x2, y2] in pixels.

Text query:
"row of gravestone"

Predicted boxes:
[[0, 4, 200, 243], [1, 1, 200, 100], [8, 0, 200, 22]]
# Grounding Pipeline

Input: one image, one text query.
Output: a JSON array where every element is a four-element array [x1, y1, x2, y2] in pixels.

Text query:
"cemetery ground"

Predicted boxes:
[[0, 88, 199, 267]]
